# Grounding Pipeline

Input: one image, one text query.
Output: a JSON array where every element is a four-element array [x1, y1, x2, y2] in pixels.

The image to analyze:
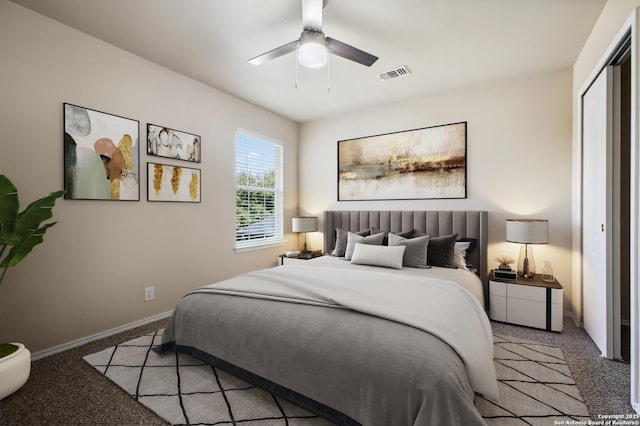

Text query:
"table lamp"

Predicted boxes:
[[292, 216, 317, 255], [506, 219, 548, 278]]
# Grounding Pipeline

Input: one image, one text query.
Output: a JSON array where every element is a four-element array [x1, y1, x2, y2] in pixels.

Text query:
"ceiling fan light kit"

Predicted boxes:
[[297, 31, 328, 68], [248, 0, 378, 70]]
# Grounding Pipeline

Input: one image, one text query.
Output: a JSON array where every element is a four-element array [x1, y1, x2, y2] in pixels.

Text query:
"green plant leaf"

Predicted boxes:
[[13, 190, 65, 242], [0, 175, 64, 286], [0, 175, 19, 238], [0, 222, 57, 268]]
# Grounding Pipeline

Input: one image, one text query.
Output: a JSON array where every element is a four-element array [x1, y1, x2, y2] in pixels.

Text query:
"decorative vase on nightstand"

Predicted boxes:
[[542, 261, 555, 283]]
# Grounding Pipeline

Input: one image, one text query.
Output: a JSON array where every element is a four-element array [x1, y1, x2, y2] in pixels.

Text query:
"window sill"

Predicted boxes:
[[235, 240, 285, 253]]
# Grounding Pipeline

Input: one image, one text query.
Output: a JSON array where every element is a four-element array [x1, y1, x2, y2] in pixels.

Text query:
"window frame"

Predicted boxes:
[[234, 129, 284, 252]]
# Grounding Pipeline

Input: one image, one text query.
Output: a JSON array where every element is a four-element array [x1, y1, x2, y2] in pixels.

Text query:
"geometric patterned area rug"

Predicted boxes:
[[84, 330, 591, 425], [476, 334, 591, 425], [83, 329, 332, 426]]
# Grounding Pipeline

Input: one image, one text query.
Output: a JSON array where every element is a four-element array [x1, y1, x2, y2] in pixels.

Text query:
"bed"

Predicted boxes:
[[159, 210, 498, 425]]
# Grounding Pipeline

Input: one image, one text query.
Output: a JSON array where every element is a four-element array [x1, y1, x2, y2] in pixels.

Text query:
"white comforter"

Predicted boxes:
[[306, 254, 486, 305], [196, 262, 499, 401]]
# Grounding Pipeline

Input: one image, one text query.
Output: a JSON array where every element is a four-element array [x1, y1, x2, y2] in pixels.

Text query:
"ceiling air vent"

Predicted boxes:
[[378, 65, 411, 81]]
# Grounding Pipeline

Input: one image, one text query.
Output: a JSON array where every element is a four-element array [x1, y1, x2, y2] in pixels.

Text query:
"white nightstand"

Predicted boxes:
[[489, 271, 563, 332]]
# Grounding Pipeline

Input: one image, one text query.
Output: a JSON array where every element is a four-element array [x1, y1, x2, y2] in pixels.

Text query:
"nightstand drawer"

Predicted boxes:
[[489, 281, 507, 297], [490, 295, 507, 322], [508, 283, 546, 302], [507, 298, 547, 329]]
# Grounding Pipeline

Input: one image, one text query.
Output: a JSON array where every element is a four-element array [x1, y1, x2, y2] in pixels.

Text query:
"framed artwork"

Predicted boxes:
[[147, 162, 201, 203], [147, 123, 201, 163], [64, 103, 140, 200], [337, 122, 467, 201]]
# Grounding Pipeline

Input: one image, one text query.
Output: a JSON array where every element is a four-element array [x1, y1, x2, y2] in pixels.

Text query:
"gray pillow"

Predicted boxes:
[[344, 232, 385, 260], [331, 228, 370, 257], [426, 233, 459, 268], [388, 233, 430, 267], [397, 229, 427, 239]]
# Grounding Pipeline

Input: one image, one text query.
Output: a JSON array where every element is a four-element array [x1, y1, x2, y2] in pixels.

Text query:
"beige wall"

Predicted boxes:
[[298, 70, 574, 311], [0, 1, 299, 353]]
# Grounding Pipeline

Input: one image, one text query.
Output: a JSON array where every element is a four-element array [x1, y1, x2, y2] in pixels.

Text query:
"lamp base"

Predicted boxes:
[[517, 244, 536, 279], [518, 269, 536, 279]]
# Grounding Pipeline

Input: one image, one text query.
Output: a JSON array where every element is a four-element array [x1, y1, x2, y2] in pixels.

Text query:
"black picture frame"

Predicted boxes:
[[147, 123, 201, 163], [147, 162, 201, 203], [337, 122, 467, 201], [64, 103, 140, 201]]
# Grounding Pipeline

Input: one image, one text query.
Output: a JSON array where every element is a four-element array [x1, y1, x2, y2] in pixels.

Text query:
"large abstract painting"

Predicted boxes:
[[64, 103, 139, 200], [338, 122, 467, 200], [147, 124, 201, 163], [147, 162, 201, 203]]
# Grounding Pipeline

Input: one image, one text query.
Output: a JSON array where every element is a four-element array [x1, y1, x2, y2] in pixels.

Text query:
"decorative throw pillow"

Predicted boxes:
[[426, 233, 459, 268], [351, 243, 405, 269], [454, 238, 478, 270], [388, 233, 430, 268], [369, 227, 388, 245], [344, 232, 385, 260], [453, 241, 471, 270], [331, 228, 370, 257], [397, 229, 428, 239]]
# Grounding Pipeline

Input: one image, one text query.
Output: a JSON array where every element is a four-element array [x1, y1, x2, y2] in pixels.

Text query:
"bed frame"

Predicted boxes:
[[323, 210, 488, 304]]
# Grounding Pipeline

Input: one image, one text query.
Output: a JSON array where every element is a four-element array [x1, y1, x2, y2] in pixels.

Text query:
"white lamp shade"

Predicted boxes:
[[506, 219, 548, 244], [292, 216, 317, 233]]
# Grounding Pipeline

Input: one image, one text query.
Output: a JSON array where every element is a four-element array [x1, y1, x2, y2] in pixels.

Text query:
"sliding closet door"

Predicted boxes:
[[582, 66, 614, 359]]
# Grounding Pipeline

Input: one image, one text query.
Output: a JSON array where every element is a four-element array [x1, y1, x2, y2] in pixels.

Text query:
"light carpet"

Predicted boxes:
[[83, 329, 591, 425], [477, 333, 591, 424]]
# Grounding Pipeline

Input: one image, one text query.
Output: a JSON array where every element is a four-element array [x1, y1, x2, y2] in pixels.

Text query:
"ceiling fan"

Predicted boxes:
[[248, 0, 378, 69]]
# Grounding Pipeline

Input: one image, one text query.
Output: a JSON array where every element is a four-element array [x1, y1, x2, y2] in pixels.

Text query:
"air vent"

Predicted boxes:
[[378, 65, 411, 81]]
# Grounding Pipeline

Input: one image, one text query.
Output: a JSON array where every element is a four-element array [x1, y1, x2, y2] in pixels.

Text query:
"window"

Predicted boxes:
[[235, 130, 284, 251]]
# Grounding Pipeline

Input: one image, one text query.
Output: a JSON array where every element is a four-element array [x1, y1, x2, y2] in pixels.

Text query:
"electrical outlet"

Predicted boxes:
[[144, 286, 154, 302]]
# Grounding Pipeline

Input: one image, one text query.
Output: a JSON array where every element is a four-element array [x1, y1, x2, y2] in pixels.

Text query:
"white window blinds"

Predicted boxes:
[[235, 130, 284, 251]]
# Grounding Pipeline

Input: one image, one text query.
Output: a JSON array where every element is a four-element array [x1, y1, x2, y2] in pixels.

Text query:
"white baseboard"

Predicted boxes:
[[31, 310, 173, 361], [568, 311, 583, 327]]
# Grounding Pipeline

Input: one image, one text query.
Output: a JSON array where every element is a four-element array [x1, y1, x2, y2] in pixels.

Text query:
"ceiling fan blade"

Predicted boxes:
[[302, 0, 323, 31], [326, 37, 378, 67], [248, 40, 298, 65]]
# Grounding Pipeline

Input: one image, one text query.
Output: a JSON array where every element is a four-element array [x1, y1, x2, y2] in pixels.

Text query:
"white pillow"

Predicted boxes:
[[344, 231, 385, 260], [453, 241, 471, 270], [350, 243, 405, 269]]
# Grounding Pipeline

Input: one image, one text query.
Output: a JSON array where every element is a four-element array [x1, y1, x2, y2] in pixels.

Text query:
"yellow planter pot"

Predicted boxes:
[[0, 343, 31, 400]]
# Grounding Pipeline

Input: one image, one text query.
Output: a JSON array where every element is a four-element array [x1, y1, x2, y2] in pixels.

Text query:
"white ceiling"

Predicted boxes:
[[11, 0, 606, 123]]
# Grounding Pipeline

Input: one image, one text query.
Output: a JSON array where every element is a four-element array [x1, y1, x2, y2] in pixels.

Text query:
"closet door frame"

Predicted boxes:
[[574, 8, 639, 413]]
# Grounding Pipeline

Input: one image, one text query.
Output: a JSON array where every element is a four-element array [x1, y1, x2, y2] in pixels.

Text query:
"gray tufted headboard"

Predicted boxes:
[[323, 210, 488, 282]]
